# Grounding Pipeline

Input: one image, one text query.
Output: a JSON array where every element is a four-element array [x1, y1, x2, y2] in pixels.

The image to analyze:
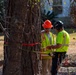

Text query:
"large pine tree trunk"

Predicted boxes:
[[3, 0, 41, 75], [70, 0, 76, 27]]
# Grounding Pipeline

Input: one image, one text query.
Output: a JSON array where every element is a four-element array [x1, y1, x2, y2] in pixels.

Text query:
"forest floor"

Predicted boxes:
[[0, 31, 76, 75]]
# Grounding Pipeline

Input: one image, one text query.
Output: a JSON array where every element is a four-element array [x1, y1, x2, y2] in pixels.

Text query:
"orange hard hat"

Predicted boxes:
[[42, 20, 53, 28]]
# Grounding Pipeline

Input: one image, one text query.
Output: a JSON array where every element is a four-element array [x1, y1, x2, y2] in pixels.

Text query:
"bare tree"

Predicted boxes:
[[3, 0, 41, 75]]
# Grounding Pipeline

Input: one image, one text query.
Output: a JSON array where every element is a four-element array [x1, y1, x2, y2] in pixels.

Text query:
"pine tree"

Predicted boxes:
[[3, 0, 41, 75]]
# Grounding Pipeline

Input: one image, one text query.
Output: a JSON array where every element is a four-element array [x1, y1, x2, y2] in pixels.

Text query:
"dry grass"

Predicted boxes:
[[67, 33, 76, 54]]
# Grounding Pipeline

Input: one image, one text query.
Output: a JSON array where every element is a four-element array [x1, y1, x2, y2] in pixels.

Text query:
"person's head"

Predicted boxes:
[[42, 20, 53, 33], [54, 20, 64, 32]]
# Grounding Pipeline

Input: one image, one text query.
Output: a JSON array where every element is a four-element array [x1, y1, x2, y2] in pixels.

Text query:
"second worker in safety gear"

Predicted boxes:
[[41, 20, 54, 75], [46, 20, 70, 75]]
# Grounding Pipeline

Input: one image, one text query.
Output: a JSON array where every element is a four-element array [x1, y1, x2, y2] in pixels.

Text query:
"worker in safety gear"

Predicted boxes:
[[41, 20, 54, 75], [46, 20, 70, 75]]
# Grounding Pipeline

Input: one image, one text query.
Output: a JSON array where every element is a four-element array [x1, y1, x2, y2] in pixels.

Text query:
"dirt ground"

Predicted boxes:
[[0, 34, 76, 75]]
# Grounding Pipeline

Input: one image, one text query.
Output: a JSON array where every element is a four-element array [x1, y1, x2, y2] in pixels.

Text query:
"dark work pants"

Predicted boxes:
[[51, 52, 66, 75]]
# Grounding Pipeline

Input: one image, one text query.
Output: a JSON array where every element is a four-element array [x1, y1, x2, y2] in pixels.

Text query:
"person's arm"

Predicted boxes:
[[46, 43, 62, 50]]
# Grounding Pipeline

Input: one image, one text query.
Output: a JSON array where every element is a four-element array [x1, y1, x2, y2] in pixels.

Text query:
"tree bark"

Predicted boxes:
[[70, 0, 76, 27], [3, 0, 41, 75]]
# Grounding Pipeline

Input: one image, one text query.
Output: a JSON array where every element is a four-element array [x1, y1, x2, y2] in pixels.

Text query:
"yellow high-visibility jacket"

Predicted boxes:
[[41, 31, 54, 59], [56, 30, 70, 52]]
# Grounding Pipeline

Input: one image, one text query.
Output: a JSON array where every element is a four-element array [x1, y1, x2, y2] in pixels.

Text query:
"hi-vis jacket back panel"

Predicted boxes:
[[56, 30, 70, 52], [41, 32, 54, 59]]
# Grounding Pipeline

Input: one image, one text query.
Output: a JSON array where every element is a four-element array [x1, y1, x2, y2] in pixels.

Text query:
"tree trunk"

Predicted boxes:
[[70, 0, 76, 27], [3, 0, 41, 75]]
